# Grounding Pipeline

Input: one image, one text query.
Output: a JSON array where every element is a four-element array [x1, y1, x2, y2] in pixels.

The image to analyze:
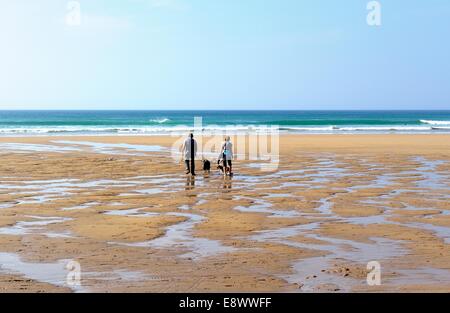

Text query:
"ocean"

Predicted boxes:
[[0, 110, 450, 136]]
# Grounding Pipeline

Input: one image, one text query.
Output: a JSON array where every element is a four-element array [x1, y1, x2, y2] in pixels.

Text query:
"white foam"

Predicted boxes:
[[420, 120, 450, 125], [0, 123, 449, 135], [149, 118, 170, 124]]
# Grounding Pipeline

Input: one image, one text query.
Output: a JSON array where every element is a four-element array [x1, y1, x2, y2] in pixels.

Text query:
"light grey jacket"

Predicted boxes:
[[221, 140, 233, 160]]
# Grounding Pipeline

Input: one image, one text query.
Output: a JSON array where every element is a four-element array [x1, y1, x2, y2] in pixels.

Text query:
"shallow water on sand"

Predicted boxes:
[[0, 215, 73, 238], [0, 252, 82, 291], [0, 143, 82, 153], [52, 140, 166, 156], [113, 212, 237, 259]]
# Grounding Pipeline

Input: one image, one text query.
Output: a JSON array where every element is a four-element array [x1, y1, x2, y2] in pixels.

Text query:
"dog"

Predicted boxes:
[[202, 159, 211, 174], [216, 159, 224, 174]]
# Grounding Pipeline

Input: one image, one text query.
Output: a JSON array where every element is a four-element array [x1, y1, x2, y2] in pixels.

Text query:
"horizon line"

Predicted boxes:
[[0, 109, 449, 112]]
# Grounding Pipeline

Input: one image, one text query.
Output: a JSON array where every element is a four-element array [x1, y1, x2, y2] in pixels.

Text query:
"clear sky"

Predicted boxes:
[[1, 0, 449, 110]]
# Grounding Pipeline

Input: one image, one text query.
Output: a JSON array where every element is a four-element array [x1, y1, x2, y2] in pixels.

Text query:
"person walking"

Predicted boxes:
[[221, 136, 233, 176], [182, 133, 197, 176]]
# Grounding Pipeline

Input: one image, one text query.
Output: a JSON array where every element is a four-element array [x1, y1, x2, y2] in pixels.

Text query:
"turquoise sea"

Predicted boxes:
[[0, 111, 450, 135]]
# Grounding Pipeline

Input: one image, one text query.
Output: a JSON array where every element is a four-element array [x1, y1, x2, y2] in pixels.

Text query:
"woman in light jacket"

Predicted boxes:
[[220, 136, 233, 176]]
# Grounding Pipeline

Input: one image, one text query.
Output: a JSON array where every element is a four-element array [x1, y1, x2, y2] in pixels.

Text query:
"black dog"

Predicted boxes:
[[202, 159, 211, 173]]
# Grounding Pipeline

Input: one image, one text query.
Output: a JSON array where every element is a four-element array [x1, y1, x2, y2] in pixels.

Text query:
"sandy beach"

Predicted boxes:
[[0, 134, 449, 292]]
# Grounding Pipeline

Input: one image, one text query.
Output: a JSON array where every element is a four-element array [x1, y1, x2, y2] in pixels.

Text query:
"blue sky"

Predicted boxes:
[[1, 0, 449, 110]]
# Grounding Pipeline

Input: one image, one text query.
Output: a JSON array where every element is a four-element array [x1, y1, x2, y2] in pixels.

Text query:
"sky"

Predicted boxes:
[[0, 0, 449, 110]]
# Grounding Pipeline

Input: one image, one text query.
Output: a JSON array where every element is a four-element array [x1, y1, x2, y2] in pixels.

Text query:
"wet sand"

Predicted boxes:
[[0, 135, 449, 292]]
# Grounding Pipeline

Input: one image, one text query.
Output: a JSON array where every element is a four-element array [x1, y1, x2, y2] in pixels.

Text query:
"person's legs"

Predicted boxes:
[[222, 153, 227, 175], [191, 159, 195, 175], [185, 160, 190, 174], [189, 138, 195, 175], [228, 160, 232, 174]]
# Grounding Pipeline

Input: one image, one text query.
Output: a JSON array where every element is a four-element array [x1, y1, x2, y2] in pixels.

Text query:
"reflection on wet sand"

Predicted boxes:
[[223, 177, 232, 190], [185, 176, 195, 190]]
